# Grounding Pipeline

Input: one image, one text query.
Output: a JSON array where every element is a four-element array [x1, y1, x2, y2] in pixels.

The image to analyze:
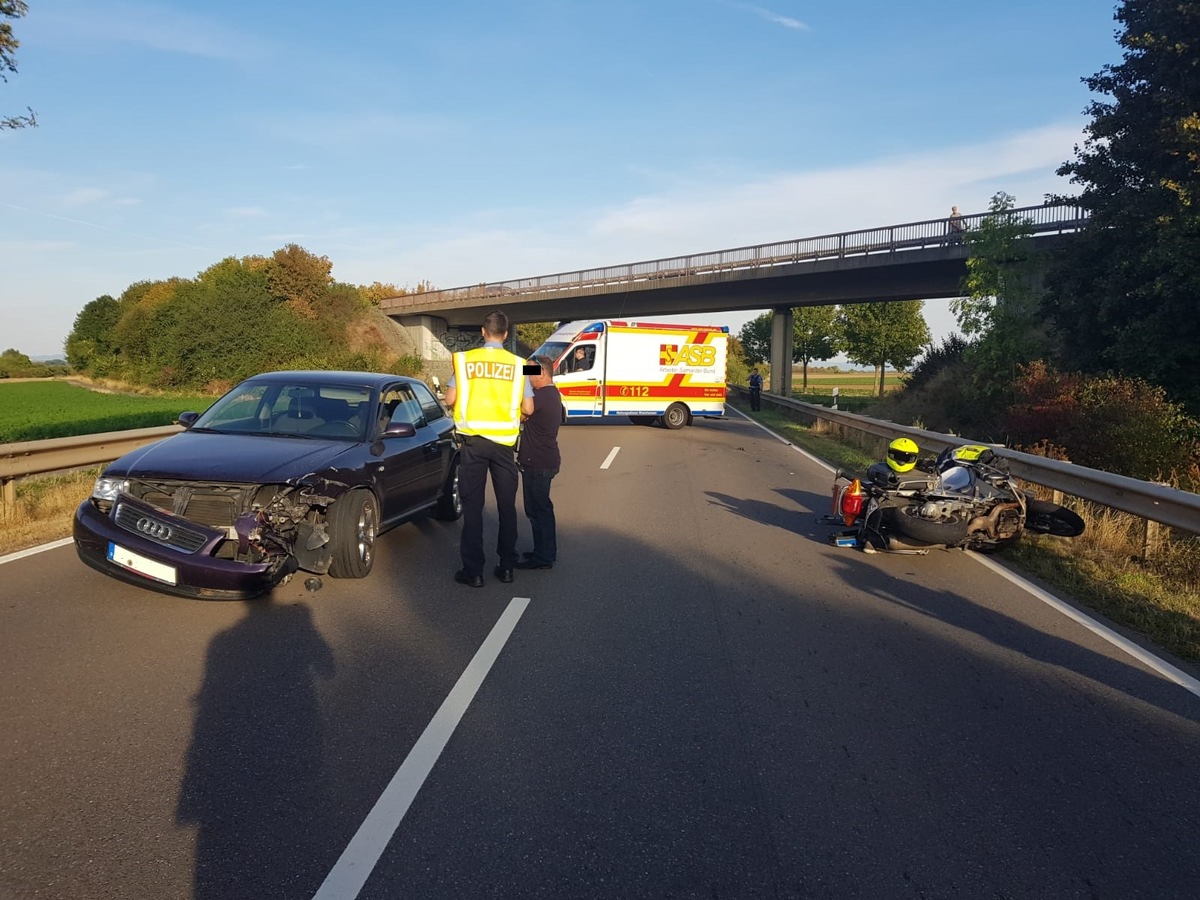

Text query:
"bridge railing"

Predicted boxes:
[[385, 202, 1090, 310]]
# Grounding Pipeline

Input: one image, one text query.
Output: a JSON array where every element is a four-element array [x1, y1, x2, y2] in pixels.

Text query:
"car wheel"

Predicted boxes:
[[662, 403, 689, 430], [328, 490, 378, 578], [432, 458, 463, 521]]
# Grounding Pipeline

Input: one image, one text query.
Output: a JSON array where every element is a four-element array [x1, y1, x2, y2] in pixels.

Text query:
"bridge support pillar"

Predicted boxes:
[[770, 307, 793, 397]]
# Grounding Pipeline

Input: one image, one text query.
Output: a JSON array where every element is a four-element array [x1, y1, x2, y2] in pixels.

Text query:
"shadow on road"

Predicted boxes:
[[176, 599, 335, 899]]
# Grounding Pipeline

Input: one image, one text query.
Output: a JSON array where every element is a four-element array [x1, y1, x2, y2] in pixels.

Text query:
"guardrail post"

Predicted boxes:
[[1142, 518, 1162, 560], [2, 477, 14, 512]]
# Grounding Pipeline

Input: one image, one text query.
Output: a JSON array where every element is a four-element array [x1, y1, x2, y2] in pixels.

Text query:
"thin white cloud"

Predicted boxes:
[[255, 111, 458, 149], [61, 188, 110, 207], [38, 2, 272, 62], [751, 6, 809, 30], [0, 239, 77, 254], [725, 3, 810, 30]]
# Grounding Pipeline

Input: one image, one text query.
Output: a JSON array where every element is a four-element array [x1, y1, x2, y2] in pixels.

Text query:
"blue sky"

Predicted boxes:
[[2, 1, 1120, 358]]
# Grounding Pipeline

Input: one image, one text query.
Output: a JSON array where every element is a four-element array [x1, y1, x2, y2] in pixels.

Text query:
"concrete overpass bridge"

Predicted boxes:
[[381, 202, 1088, 394]]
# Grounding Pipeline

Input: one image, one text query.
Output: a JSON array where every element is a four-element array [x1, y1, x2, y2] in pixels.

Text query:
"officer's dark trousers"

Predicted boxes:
[[750, 388, 761, 411], [459, 436, 519, 576], [520, 467, 558, 564]]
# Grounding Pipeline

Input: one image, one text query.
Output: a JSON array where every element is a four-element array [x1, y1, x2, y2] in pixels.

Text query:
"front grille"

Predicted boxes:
[[114, 502, 210, 553], [182, 495, 238, 527], [125, 480, 259, 529]]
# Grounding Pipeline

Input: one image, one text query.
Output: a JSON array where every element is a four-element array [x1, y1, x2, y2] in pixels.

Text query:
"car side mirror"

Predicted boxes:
[[384, 421, 417, 438], [177, 411, 200, 428]]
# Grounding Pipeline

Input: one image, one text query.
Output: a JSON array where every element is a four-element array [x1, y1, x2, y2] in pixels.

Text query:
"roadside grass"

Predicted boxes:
[[0, 468, 99, 557], [739, 402, 1200, 665]]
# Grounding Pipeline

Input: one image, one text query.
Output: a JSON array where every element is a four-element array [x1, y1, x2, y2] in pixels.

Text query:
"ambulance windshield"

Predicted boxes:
[[533, 341, 571, 372]]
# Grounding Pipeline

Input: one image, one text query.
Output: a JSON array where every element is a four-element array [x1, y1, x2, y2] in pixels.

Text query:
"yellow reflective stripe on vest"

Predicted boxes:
[[453, 347, 524, 445]]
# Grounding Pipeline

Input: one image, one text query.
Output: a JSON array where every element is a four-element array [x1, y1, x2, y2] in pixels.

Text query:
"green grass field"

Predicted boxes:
[[793, 369, 906, 396], [0, 381, 214, 443]]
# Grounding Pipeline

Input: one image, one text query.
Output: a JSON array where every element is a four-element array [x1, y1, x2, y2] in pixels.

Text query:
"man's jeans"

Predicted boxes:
[[520, 467, 558, 564]]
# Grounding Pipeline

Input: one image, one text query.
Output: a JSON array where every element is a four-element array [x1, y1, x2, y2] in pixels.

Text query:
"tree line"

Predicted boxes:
[[64, 245, 423, 392]]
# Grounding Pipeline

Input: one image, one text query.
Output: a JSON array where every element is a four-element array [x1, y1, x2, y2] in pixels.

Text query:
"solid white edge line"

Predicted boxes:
[[727, 405, 836, 471], [600, 446, 621, 469], [0, 537, 74, 566], [971, 554, 1200, 698], [734, 404, 1200, 698], [312, 596, 532, 900]]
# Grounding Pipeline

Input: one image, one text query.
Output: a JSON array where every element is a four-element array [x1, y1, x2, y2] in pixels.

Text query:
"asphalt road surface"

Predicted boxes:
[[3, 411, 1200, 900]]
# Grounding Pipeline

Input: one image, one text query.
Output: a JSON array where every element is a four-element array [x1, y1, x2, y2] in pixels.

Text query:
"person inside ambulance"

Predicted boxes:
[[564, 345, 594, 374]]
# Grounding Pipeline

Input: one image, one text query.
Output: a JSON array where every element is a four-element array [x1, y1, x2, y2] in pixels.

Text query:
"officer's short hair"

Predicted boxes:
[[483, 310, 509, 339]]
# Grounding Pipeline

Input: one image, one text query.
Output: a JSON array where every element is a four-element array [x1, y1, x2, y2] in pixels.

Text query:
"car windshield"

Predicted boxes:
[[192, 381, 373, 440]]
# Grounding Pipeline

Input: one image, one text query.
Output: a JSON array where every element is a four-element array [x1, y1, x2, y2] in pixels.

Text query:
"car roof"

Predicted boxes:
[[243, 371, 423, 389]]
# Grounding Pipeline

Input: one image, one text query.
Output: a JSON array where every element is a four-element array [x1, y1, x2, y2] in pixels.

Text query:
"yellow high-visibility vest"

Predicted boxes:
[[452, 346, 525, 445]]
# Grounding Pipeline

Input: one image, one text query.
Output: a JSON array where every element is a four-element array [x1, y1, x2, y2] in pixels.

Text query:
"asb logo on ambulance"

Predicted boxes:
[[659, 343, 718, 369]]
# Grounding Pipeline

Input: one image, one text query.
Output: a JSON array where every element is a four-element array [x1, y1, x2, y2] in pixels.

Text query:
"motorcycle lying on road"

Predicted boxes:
[[825, 444, 1086, 554]]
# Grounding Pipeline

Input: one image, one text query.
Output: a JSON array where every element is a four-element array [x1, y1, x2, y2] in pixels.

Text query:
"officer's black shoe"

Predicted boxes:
[[514, 559, 552, 570], [454, 569, 484, 588], [493, 566, 514, 584]]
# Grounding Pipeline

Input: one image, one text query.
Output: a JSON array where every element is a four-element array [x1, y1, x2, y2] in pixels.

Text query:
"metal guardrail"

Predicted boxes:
[[0, 425, 181, 507], [735, 388, 1200, 537], [385, 202, 1090, 310]]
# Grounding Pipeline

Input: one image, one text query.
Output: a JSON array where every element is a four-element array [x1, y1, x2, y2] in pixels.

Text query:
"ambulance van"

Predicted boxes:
[[531, 320, 728, 428]]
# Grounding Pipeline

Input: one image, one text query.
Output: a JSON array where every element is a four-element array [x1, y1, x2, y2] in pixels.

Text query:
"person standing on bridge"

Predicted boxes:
[[948, 206, 966, 243], [444, 310, 534, 588]]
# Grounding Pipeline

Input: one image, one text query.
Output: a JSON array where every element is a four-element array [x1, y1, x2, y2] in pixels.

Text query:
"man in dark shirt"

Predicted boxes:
[[515, 356, 562, 570]]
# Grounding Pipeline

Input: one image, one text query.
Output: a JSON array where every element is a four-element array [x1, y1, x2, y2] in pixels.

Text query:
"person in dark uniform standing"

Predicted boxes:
[[515, 356, 562, 570], [444, 310, 534, 588], [748, 367, 763, 411]]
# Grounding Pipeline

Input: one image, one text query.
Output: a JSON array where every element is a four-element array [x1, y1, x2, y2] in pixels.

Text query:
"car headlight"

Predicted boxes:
[[92, 477, 129, 502]]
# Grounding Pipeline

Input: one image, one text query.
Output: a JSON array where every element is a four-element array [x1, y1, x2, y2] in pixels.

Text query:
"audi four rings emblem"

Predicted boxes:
[[136, 517, 172, 541]]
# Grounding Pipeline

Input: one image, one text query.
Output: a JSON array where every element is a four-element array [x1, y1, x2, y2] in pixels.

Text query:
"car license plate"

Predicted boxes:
[[108, 542, 178, 586]]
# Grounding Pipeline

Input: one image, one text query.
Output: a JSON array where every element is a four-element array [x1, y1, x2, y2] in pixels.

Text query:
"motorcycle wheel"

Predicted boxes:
[[1025, 500, 1085, 537], [878, 506, 968, 546]]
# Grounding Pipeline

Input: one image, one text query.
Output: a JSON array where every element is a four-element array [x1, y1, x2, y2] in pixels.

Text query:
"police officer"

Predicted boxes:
[[748, 367, 763, 411], [444, 310, 534, 588]]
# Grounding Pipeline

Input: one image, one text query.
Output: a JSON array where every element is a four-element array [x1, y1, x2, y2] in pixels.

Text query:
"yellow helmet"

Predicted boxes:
[[886, 437, 919, 473]]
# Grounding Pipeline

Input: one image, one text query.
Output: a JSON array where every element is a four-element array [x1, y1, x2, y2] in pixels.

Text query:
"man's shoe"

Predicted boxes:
[[493, 566, 514, 584], [514, 559, 553, 570], [454, 569, 485, 588]]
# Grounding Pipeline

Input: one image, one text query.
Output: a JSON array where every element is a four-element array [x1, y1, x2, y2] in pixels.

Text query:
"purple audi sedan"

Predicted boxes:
[[74, 371, 461, 599]]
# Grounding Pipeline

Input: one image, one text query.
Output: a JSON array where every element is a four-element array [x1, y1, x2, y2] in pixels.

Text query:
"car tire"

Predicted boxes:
[[328, 490, 378, 579], [432, 458, 463, 521], [662, 403, 689, 430]]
